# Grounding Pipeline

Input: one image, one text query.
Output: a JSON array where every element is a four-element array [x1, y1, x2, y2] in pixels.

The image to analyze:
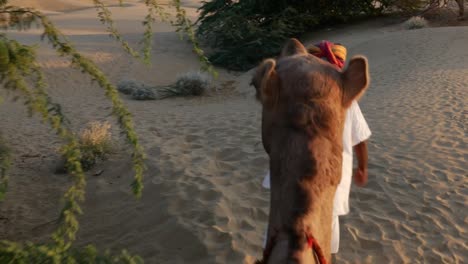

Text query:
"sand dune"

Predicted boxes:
[[9, 0, 96, 12], [8, 0, 200, 13], [0, 1, 467, 264]]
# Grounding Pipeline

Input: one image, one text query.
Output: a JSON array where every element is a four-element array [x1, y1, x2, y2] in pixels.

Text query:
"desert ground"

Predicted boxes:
[[0, 1, 466, 263]]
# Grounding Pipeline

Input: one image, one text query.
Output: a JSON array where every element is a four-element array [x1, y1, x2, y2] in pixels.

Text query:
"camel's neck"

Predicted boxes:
[[267, 127, 342, 263]]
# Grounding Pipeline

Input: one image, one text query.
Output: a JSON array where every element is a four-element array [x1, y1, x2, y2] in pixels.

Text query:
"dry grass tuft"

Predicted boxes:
[[404, 16, 429, 29], [77, 121, 113, 171]]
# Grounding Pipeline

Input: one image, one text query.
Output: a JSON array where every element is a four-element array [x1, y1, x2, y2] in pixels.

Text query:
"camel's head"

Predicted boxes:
[[252, 38, 369, 153], [251, 38, 369, 263]]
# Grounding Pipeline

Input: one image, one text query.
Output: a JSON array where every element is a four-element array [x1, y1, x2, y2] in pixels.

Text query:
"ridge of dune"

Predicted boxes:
[[9, 0, 95, 12], [8, 0, 199, 13]]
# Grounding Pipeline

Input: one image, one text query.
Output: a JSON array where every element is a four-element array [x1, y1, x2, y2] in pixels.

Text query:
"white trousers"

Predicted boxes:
[[331, 215, 340, 254], [263, 215, 340, 254]]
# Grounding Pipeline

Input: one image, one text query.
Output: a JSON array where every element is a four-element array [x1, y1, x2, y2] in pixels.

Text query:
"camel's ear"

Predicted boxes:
[[251, 59, 279, 107], [342, 56, 369, 107], [280, 38, 308, 57]]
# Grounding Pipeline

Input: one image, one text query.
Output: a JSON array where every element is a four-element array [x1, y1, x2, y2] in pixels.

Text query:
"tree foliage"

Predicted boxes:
[[196, 0, 391, 71], [196, 0, 463, 71], [0, 0, 214, 262]]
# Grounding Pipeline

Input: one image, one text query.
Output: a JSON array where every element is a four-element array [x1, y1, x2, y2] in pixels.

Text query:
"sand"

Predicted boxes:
[[0, 1, 467, 264]]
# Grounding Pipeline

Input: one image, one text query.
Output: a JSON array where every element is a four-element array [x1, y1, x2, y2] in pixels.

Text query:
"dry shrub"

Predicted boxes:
[[158, 71, 211, 98], [404, 16, 429, 29], [78, 121, 113, 170]]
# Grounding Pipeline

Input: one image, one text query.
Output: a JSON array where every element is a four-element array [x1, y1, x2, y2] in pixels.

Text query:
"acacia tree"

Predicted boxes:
[[0, 0, 214, 262], [196, 0, 393, 71], [196, 0, 465, 71]]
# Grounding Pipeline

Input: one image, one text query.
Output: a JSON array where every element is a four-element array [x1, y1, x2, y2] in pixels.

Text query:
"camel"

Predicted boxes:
[[251, 38, 369, 264]]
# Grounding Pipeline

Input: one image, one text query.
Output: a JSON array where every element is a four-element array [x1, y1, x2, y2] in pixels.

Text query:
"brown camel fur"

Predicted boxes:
[[251, 39, 369, 264]]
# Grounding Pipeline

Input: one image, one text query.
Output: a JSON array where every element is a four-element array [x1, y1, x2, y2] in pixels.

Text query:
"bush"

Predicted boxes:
[[117, 71, 211, 100], [404, 16, 429, 29], [75, 121, 113, 171], [117, 80, 145, 95], [131, 87, 158, 100], [159, 71, 211, 97], [117, 80, 157, 100], [196, 0, 391, 71]]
